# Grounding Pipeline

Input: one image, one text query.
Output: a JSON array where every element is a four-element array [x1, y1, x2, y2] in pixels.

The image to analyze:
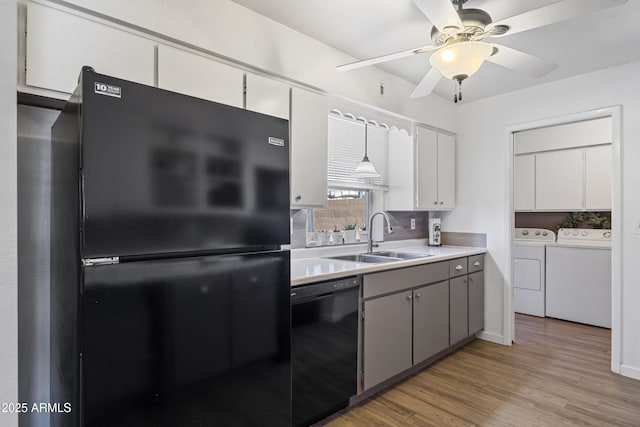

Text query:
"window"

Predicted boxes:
[[306, 189, 369, 246]]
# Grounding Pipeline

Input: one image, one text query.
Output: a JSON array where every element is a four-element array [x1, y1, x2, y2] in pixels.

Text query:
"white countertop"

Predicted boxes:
[[291, 240, 486, 286]]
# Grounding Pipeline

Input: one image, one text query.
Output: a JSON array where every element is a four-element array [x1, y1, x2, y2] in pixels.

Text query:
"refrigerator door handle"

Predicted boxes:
[[82, 256, 119, 267]]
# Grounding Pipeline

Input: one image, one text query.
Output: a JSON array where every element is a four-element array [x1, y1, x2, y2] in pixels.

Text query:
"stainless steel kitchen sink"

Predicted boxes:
[[325, 254, 401, 263], [325, 251, 433, 263], [370, 251, 434, 260]]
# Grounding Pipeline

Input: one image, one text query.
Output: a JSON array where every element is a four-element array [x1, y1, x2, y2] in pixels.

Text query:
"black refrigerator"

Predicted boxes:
[[50, 68, 291, 427]]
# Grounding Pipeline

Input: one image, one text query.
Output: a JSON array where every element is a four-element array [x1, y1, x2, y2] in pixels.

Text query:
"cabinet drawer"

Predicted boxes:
[[449, 258, 467, 277], [468, 255, 485, 273], [363, 262, 449, 299]]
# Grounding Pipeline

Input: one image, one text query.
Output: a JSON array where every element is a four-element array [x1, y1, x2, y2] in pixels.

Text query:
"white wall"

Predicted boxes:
[[54, 0, 457, 132], [0, 1, 18, 426], [443, 60, 640, 375]]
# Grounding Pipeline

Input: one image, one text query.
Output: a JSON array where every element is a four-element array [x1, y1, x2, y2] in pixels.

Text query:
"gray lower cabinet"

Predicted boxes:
[[363, 291, 413, 390], [449, 275, 469, 345], [413, 280, 449, 363], [468, 271, 485, 335]]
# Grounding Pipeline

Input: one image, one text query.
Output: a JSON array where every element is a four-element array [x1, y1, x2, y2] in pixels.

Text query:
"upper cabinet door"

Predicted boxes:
[[157, 45, 243, 108], [437, 132, 456, 209], [415, 126, 438, 209], [535, 149, 584, 210], [514, 154, 535, 211], [290, 88, 328, 208], [585, 145, 612, 210], [385, 128, 414, 211], [245, 73, 290, 120], [26, 3, 155, 94]]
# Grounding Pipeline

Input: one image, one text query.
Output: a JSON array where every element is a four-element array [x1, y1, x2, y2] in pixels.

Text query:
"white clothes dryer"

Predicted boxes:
[[546, 228, 611, 328], [513, 228, 556, 317]]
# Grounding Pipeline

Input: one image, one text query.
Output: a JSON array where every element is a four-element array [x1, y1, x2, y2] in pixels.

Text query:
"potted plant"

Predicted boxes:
[[343, 221, 358, 243], [329, 225, 342, 245], [358, 223, 369, 243], [317, 230, 330, 246]]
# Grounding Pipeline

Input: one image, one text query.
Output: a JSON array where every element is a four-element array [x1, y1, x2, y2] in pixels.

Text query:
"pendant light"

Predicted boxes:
[[352, 118, 380, 178]]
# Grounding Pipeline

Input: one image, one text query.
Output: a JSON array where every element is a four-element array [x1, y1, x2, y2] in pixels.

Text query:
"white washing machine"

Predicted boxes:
[[513, 228, 556, 317], [546, 228, 611, 328]]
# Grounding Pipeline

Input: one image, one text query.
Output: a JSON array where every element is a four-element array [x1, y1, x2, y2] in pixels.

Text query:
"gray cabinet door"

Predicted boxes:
[[363, 291, 412, 390], [450, 276, 468, 344], [468, 271, 485, 335], [413, 281, 449, 364]]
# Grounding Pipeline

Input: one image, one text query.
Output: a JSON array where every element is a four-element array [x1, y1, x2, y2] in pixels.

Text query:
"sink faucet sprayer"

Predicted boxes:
[[367, 211, 393, 253]]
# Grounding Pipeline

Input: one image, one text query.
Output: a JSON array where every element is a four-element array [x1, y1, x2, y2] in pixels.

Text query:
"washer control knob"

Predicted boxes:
[[535, 231, 541, 236], [572, 231, 579, 236], [542, 231, 548, 236], [522, 230, 529, 235], [604, 231, 612, 239], [581, 231, 588, 236]]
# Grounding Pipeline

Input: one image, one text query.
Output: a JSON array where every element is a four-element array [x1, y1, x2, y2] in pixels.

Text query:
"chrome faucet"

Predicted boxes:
[[367, 211, 393, 253]]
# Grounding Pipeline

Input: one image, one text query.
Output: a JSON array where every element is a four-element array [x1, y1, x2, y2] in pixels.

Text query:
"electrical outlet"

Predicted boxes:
[[635, 219, 640, 235], [410, 218, 416, 230]]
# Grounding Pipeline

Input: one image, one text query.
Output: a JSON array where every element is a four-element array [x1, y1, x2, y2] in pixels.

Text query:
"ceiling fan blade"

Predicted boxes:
[[487, 44, 557, 78], [412, 0, 463, 33], [486, 0, 628, 38], [410, 67, 442, 98], [336, 45, 437, 72]]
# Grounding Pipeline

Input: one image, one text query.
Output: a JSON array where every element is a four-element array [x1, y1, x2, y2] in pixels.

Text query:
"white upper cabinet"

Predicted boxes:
[[436, 133, 456, 209], [290, 88, 328, 208], [386, 128, 414, 211], [516, 145, 612, 211], [585, 145, 612, 210], [25, 3, 155, 94], [245, 73, 290, 120], [157, 45, 244, 108], [386, 125, 456, 211], [514, 154, 535, 211], [415, 126, 456, 210], [535, 149, 584, 210]]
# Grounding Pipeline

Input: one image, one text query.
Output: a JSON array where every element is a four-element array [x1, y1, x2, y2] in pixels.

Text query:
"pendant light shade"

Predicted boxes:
[[429, 41, 493, 81], [352, 120, 380, 178]]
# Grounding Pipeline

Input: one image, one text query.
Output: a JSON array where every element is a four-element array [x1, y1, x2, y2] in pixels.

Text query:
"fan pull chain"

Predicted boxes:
[[454, 80, 458, 103], [454, 79, 463, 104]]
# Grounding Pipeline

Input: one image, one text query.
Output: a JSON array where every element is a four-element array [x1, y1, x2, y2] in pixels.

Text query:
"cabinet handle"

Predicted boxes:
[[407, 295, 412, 301], [464, 277, 468, 283], [416, 293, 421, 298], [440, 201, 444, 205], [469, 277, 474, 282], [295, 195, 302, 202], [473, 261, 481, 267], [433, 201, 438, 205], [455, 265, 463, 271]]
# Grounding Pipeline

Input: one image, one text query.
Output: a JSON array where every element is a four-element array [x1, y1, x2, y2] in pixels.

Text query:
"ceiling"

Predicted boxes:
[[230, 0, 640, 102]]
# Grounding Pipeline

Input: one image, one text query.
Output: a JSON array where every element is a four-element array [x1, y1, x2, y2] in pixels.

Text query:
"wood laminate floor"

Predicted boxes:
[[322, 314, 640, 426]]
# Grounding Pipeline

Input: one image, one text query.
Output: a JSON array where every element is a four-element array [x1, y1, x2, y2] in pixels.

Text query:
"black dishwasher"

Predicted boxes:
[[292, 276, 360, 427]]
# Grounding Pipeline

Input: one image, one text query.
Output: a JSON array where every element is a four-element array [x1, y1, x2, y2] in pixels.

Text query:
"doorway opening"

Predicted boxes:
[[506, 106, 622, 373]]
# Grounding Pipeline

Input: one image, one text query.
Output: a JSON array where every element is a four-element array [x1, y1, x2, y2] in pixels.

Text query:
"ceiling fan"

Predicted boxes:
[[336, 0, 627, 102]]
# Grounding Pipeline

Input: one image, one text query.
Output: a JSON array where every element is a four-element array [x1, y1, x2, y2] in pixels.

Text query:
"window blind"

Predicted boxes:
[[327, 114, 388, 186]]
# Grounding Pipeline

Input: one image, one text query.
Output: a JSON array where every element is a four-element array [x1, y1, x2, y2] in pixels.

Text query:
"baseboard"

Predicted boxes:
[[476, 330, 506, 345], [620, 364, 640, 380]]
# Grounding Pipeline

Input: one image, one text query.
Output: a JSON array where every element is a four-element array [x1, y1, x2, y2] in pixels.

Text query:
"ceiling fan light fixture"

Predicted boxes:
[[429, 41, 493, 80]]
